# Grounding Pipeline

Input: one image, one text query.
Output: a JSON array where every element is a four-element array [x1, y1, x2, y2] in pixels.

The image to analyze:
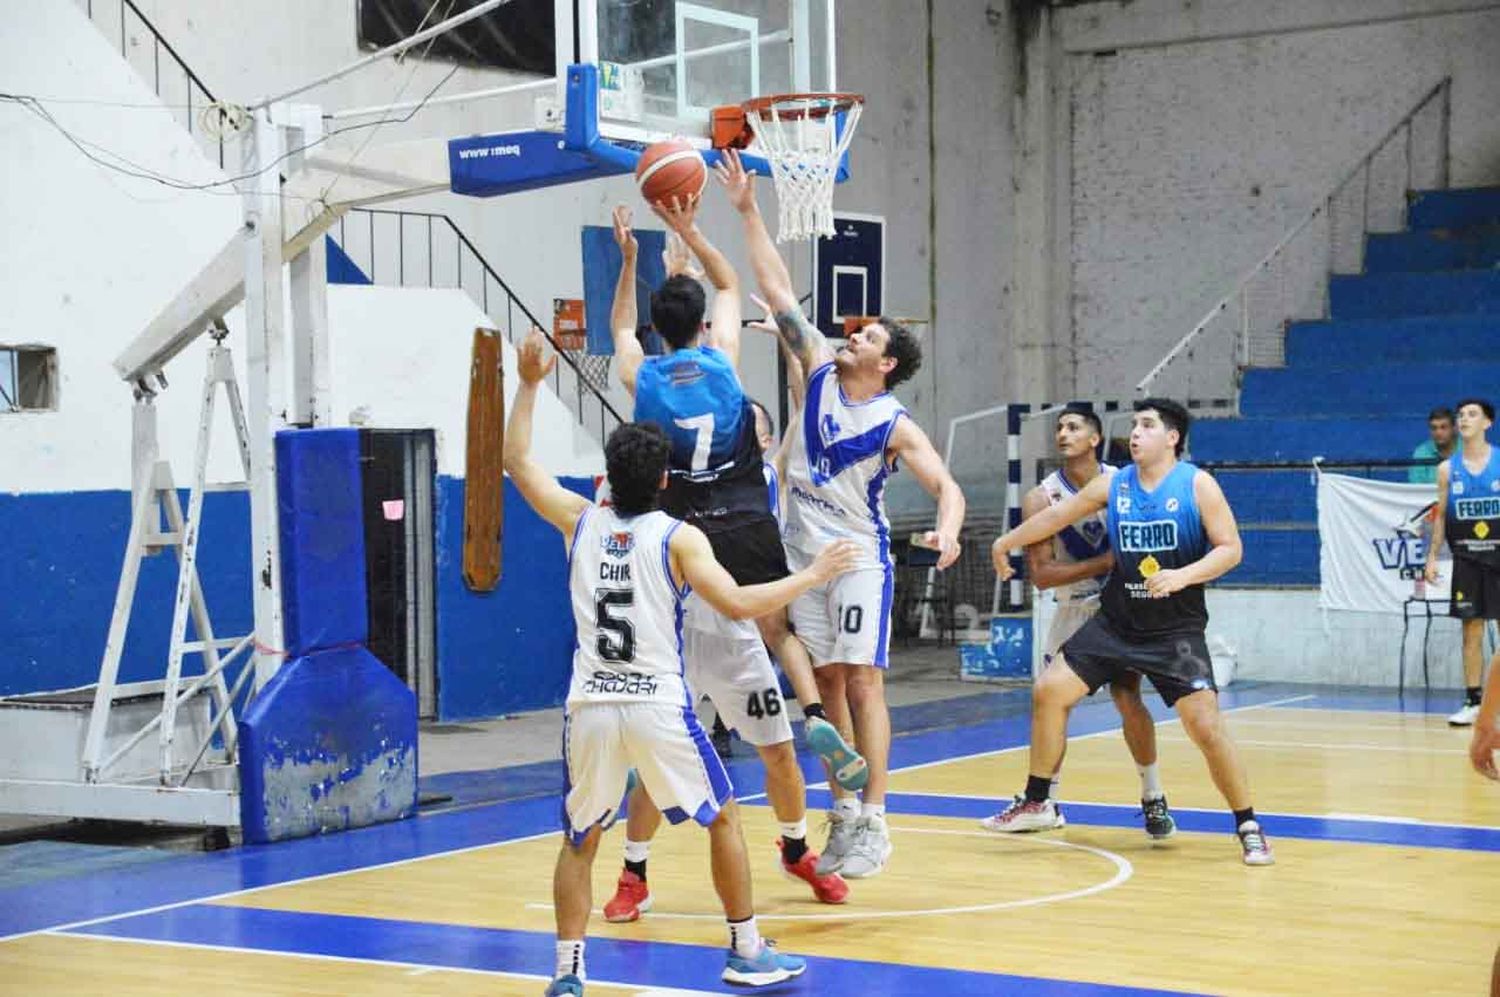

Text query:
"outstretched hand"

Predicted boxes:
[[517, 328, 556, 386], [918, 530, 961, 571], [810, 539, 863, 582], [745, 294, 779, 336], [713, 148, 757, 214], [650, 193, 700, 235], [1472, 722, 1500, 780], [612, 204, 637, 258]]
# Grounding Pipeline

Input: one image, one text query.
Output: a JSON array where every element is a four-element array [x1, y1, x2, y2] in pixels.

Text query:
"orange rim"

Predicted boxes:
[[742, 91, 864, 121]]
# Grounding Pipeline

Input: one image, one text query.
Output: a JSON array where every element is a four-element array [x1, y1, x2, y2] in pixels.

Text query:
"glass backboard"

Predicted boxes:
[[578, 0, 834, 143]]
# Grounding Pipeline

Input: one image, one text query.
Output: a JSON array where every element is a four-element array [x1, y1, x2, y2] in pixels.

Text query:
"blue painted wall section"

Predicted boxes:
[[433, 475, 591, 720], [325, 236, 371, 285], [0, 490, 252, 697], [237, 428, 417, 843]]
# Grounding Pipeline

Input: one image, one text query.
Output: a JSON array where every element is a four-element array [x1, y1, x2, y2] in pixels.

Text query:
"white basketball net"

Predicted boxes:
[[746, 94, 864, 242]]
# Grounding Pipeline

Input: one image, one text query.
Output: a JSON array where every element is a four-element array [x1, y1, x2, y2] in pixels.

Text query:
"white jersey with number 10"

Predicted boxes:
[[782, 362, 907, 569]]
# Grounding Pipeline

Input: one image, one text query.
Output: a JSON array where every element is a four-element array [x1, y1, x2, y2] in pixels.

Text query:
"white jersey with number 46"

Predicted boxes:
[[567, 506, 689, 709], [782, 362, 907, 568]]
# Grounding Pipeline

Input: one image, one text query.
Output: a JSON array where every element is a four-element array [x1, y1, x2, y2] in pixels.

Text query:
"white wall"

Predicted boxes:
[[1208, 588, 1467, 690], [1058, 1, 1500, 397]]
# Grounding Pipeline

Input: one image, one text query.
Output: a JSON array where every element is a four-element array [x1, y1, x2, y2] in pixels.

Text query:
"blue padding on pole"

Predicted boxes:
[[238, 646, 417, 844], [275, 428, 367, 655]]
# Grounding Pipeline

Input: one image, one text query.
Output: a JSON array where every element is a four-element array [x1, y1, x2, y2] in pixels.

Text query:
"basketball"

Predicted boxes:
[[635, 138, 707, 207]]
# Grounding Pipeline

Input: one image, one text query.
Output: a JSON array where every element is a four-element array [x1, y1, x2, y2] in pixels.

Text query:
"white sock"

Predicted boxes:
[[860, 802, 886, 821], [1137, 762, 1164, 800], [833, 798, 859, 821], [1049, 775, 1062, 797], [779, 818, 808, 842], [556, 939, 585, 981], [623, 838, 651, 864], [728, 916, 762, 958]]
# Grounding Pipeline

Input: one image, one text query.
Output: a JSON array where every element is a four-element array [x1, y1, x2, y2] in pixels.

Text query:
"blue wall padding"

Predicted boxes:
[[1233, 528, 1321, 586], [1284, 316, 1500, 367], [1407, 187, 1500, 229], [275, 428, 367, 656], [1330, 270, 1500, 320], [582, 225, 667, 355], [237, 645, 417, 843], [1364, 228, 1500, 272], [0, 490, 252, 697], [325, 236, 371, 285], [435, 475, 592, 720]]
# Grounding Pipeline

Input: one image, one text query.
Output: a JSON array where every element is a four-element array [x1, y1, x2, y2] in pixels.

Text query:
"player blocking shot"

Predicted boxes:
[[991, 399, 1273, 866], [503, 331, 864, 995], [980, 405, 1175, 840]]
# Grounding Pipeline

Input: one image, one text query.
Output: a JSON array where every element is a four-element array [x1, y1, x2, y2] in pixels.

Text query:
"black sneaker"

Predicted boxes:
[[1141, 795, 1176, 840]]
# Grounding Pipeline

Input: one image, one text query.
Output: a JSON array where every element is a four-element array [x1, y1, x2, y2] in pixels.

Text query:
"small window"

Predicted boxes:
[[0, 346, 59, 412]]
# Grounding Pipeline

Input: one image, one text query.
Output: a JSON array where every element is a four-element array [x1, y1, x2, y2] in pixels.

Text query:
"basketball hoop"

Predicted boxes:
[[740, 92, 864, 243]]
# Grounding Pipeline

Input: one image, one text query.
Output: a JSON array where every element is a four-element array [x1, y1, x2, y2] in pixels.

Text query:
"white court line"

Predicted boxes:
[[3, 693, 1315, 943], [523, 828, 1133, 923], [888, 789, 1495, 830], [38, 931, 725, 996], [1155, 735, 1467, 755]]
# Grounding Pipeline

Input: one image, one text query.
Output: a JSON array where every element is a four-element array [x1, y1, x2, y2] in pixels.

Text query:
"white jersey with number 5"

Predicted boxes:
[[782, 362, 907, 568], [567, 506, 689, 708]]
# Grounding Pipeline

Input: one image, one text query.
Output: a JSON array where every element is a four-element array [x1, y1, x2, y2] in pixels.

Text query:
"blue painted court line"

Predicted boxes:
[[68, 903, 1207, 997], [806, 790, 1500, 853], [2, 681, 1476, 941]]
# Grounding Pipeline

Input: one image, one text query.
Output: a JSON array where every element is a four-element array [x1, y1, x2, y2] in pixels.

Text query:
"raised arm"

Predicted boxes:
[[503, 329, 590, 536], [609, 205, 646, 396], [993, 473, 1111, 579], [749, 293, 807, 412], [889, 417, 966, 570], [1142, 471, 1243, 597], [1425, 461, 1450, 585], [1021, 485, 1114, 590], [718, 150, 834, 380], [671, 525, 860, 620], [652, 195, 743, 368]]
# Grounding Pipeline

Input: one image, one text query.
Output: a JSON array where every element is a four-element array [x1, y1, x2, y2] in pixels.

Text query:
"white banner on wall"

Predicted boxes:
[[1317, 472, 1450, 614]]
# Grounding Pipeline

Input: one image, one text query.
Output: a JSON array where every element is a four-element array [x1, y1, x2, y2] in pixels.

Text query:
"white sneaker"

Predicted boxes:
[[979, 796, 1065, 833], [1449, 702, 1481, 726], [815, 812, 858, 876], [1237, 820, 1275, 866], [838, 815, 892, 879]]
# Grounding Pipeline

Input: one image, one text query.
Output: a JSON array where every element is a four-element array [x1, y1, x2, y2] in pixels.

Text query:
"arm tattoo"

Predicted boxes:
[[773, 309, 827, 368]]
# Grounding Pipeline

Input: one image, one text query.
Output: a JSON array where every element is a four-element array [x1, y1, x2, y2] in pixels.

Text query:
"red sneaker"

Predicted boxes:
[[603, 870, 652, 922], [778, 839, 849, 904]]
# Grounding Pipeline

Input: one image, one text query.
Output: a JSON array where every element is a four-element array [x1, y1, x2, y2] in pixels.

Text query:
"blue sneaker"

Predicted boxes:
[[544, 974, 584, 996], [722, 942, 807, 987], [805, 716, 867, 792]]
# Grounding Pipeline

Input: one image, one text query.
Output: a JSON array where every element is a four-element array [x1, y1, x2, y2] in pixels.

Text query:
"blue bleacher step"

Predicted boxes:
[[1284, 315, 1500, 367], [1228, 527, 1320, 586], [1408, 187, 1500, 230], [1364, 226, 1500, 273], [1216, 468, 1409, 526], [1190, 415, 1421, 463], [1329, 269, 1500, 320], [1240, 361, 1500, 419]]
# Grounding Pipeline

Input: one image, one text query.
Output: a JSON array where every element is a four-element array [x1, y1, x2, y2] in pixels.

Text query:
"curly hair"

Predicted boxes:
[[878, 317, 922, 390], [605, 422, 671, 515]]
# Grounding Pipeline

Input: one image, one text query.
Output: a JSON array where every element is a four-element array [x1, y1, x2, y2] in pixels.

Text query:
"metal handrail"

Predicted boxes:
[[80, 0, 227, 167], [340, 208, 624, 441], [1136, 77, 1452, 397]]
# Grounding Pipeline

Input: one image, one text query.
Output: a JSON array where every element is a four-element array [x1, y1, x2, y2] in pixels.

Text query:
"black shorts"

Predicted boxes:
[[1060, 614, 1216, 707], [1450, 558, 1500, 621], [693, 510, 789, 586]]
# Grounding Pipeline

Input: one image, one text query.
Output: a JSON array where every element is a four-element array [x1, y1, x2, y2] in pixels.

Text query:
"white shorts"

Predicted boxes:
[[561, 702, 732, 845], [684, 627, 794, 747], [786, 548, 893, 668], [1045, 600, 1100, 663]]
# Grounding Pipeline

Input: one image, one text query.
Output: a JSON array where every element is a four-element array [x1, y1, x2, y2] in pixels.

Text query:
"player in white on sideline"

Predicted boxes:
[[504, 332, 861, 996], [722, 150, 967, 879], [979, 405, 1176, 840]]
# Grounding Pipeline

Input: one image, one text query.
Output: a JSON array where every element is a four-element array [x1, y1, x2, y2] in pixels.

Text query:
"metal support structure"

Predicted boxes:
[[242, 106, 289, 690], [283, 105, 333, 428]]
